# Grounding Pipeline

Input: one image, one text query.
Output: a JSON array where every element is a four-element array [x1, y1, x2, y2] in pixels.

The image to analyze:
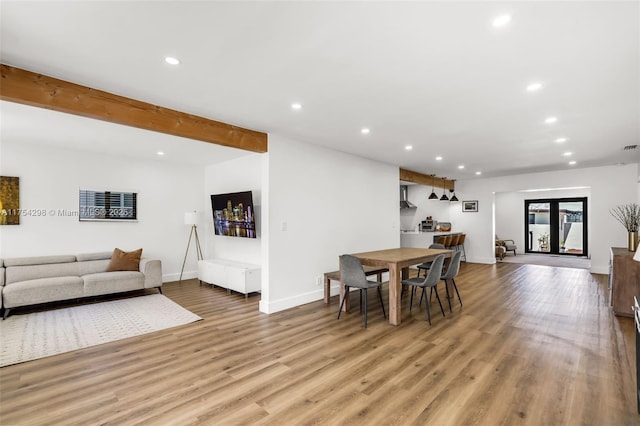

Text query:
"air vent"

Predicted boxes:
[[624, 145, 637, 150]]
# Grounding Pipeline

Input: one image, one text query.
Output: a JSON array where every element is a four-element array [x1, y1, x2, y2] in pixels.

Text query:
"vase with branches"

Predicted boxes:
[[610, 203, 640, 251]]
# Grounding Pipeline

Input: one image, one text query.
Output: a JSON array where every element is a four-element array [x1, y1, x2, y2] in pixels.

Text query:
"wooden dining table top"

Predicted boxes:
[[351, 247, 452, 267]]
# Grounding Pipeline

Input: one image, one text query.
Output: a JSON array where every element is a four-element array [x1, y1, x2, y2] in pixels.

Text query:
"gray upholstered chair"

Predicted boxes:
[[416, 243, 445, 278], [337, 254, 386, 328], [496, 235, 517, 256], [401, 254, 446, 325], [439, 250, 463, 311]]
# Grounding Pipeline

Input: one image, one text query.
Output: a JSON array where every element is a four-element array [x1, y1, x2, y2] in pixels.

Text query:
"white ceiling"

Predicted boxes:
[[1, 1, 638, 179]]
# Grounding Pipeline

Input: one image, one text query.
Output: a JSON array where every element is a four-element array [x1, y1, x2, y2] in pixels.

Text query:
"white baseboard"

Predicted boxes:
[[163, 270, 197, 283], [259, 289, 324, 314]]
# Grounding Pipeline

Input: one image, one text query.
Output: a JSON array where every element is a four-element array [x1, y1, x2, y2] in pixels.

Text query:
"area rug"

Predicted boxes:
[[0, 294, 202, 367]]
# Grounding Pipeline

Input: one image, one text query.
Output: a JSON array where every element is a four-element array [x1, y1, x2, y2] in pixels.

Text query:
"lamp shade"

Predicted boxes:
[[184, 211, 198, 225], [634, 246, 640, 262]]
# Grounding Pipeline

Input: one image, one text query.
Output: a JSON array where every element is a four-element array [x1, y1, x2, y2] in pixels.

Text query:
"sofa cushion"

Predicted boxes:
[[76, 252, 113, 262], [78, 259, 111, 276], [5, 261, 80, 285], [2, 276, 84, 308], [106, 248, 142, 272], [4, 255, 76, 267], [83, 271, 145, 297]]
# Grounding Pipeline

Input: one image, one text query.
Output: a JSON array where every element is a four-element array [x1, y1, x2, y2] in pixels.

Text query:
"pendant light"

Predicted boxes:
[[449, 180, 459, 202], [439, 177, 449, 202], [428, 174, 439, 200]]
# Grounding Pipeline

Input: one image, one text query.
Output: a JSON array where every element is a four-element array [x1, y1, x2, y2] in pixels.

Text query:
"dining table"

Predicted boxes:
[[344, 247, 452, 326]]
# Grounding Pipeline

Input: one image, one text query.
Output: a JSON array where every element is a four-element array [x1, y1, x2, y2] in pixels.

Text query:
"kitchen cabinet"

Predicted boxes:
[[609, 247, 640, 317]]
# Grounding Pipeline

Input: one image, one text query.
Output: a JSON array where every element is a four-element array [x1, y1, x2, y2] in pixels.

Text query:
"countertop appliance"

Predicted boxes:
[[421, 220, 437, 231], [436, 222, 452, 232]]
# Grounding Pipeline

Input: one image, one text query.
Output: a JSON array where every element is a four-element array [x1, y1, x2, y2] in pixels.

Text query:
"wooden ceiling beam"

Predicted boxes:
[[399, 168, 454, 190], [0, 64, 268, 153]]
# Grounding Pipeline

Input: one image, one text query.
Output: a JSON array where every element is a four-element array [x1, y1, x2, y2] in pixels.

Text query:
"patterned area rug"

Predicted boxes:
[[0, 294, 202, 367]]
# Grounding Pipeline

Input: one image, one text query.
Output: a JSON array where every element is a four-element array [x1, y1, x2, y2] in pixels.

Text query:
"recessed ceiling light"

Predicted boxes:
[[458, 165, 465, 169], [435, 156, 443, 161], [569, 161, 577, 165], [405, 145, 413, 151], [545, 116, 558, 124], [291, 103, 302, 110], [157, 151, 165, 156], [475, 171, 482, 175], [555, 137, 568, 143], [563, 152, 573, 156], [492, 14, 512, 27], [165, 57, 180, 65], [361, 128, 370, 135], [526, 82, 543, 92]]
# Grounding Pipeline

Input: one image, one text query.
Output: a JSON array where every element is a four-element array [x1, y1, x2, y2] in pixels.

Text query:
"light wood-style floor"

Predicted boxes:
[[1, 262, 637, 425]]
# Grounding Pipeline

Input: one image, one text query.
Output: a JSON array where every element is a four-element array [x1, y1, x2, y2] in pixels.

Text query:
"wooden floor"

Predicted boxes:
[[1, 262, 637, 425]]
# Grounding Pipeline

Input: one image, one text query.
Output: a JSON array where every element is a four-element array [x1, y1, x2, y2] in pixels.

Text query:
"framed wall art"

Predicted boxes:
[[0, 176, 20, 225], [462, 200, 478, 212]]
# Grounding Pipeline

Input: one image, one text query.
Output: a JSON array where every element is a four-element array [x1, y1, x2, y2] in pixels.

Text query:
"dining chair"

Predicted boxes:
[[456, 233, 467, 261], [337, 254, 387, 328], [416, 243, 445, 278], [401, 254, 446, 325], [438, 250, 463, 311]]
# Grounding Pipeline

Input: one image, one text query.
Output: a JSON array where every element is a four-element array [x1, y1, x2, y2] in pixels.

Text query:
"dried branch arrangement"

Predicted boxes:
[[610, 203, 640, 232]]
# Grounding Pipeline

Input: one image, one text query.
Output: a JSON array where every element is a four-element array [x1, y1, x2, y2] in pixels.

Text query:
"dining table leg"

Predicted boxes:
[[388, 263, 402, 325]]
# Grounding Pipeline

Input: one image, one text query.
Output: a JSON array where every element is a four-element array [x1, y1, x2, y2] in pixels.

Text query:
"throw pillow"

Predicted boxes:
[[106, 248, 142, 272]]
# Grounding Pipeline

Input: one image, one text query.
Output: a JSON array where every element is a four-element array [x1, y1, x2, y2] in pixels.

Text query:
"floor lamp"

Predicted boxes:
[[179, 211, 203, 284]]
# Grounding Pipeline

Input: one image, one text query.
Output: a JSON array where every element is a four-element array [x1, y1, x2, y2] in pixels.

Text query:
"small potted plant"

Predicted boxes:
[[610, 203, 640, 251]]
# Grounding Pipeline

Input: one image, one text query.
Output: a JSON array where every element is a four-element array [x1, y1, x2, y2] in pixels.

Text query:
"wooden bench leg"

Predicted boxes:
[[324, 275, 331, 304]]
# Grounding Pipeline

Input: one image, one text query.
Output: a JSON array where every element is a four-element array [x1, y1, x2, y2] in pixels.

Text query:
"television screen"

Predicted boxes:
[[210, 191, 256, 238]]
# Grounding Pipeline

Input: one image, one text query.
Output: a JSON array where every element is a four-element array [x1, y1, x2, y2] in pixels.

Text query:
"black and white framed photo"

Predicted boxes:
[[462, 200, 478, 212]]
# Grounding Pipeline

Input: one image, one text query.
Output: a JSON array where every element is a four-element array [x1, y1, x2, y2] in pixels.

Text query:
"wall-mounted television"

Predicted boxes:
[[210, 191, 256, 238]]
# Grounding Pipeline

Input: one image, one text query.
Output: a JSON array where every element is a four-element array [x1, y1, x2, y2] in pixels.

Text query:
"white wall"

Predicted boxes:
[[0, 140, 203, 282], [202, 154, 263, 266], [262, 135, 400, 313], [495, 187, 591, 255], [453, 164, 638, 273]]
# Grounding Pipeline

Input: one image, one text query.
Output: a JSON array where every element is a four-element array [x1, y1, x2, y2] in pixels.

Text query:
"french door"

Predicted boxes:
[[525, 197, 587, 256]]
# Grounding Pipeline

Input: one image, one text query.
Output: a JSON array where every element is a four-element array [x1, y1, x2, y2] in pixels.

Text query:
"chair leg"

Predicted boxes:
[[337, 285, 349, 319], [409, 285, 415, 311], [422, 288, 431, 325], [442, 279, 452, 313], [377, 286, 386, 319], [363, 288, 368, 328], [452, 278, 463, 307], [433, 286, 445, 317]]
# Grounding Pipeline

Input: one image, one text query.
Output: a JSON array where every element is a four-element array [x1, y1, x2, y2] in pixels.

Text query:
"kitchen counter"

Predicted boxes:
[[400, 230, 457, 235], [400, 231, 462, 248]]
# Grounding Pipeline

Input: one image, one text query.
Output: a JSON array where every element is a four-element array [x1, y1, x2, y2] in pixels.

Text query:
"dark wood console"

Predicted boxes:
[[609, 247, 640, 317]]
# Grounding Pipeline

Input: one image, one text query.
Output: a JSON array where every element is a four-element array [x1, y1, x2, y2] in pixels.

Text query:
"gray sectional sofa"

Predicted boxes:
[[0, 251, 162, 319]]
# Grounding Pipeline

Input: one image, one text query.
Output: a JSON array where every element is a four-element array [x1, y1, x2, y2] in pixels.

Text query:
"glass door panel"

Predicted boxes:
[[527, 202, 551, 252], [558, 201, 584, 255]]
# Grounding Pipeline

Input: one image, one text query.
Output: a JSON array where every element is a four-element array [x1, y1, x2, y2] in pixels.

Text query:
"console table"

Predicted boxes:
[[609, 247, 640, 317], [198, 259, 261, 299]]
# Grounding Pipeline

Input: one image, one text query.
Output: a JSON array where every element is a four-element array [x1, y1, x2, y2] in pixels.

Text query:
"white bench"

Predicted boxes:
[[198, 259, 261, 299]]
